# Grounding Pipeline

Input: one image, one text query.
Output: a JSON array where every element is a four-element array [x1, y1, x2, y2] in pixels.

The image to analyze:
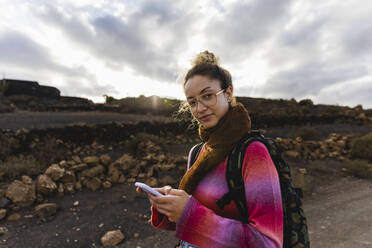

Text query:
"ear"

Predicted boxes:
[[225, 86, 233, 102]]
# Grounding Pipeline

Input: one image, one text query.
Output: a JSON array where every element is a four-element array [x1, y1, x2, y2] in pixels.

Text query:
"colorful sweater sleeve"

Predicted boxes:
[[175, 142, 283, 248], [150, 144, 200, 231]]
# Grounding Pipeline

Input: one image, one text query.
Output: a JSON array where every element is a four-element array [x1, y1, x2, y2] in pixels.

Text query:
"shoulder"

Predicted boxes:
[[241, 141, 278, 179], [244, 141, 271, 159]]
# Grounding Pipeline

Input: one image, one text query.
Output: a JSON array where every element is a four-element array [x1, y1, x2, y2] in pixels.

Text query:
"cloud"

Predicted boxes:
[[259, 62, 368, 98], [1, 0, 372, 108], [0, 30, 115, 97], [0, 30, 53, 69], [0, 30, 87, 78], [205, 0, 292, 63], [316, 78, 372, 108], [59, 79, 118, 98], [33, 1, 200, 82]]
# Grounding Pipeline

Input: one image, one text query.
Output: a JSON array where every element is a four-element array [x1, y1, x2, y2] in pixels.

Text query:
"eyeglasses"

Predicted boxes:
[[187, 89, 225, 110]]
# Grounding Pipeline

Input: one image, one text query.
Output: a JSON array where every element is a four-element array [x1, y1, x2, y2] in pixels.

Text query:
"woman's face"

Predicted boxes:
[[184, 75, 232, 129]]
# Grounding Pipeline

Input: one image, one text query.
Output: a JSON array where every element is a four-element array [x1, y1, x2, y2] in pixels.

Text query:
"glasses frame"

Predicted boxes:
[[187, 89, 226, 111]]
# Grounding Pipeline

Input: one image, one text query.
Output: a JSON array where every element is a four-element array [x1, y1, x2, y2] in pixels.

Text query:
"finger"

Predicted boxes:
[[155, 207, 170, 216], [164, 185, 172, 195], [152, 200, 174, 211], [155, 207, 171, 217], [152, 195, 177, 204], [136, 187, 143, 193], [156, 185, 172, 195], [168, 189, 187, 196]]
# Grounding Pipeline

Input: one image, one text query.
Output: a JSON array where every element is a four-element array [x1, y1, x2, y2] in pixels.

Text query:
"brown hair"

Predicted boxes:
[[176, 51, 235, 127], [184, 50, 233, 90]]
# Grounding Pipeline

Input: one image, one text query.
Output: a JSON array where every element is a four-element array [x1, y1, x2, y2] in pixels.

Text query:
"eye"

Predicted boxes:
[[201, 93, 213, 100], [188, 99, 197, 107]]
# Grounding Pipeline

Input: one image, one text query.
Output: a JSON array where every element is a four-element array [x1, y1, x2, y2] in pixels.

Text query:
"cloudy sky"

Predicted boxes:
[[0, 0, 371, 108]]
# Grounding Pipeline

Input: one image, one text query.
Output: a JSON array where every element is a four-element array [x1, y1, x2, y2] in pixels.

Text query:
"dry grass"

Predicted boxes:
[[293, 126, 321, 140], [0, 133, 21, 160], [343, 159, 372, 179], [351, 132, 372, 161], [0, 155, 44, 181]]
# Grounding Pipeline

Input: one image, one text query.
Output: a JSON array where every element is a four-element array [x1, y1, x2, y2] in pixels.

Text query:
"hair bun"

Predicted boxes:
[[191, 50, 220, 66]]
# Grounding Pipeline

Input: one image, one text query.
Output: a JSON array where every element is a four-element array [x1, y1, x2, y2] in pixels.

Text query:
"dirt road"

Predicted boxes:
[[0, 111, 171, 130], [304, 176, 372, 248]]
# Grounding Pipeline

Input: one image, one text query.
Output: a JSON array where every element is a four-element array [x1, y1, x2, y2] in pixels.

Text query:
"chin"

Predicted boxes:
[[201, 121, 217, 129]]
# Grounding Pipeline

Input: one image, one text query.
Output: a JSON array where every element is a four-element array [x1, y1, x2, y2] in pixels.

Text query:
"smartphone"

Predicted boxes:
[[135, 182, 164, 197]]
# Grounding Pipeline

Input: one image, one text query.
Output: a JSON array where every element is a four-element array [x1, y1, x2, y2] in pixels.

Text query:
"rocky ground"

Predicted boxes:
[[1, 164, 371, 248], [1, 111, 372, 247]]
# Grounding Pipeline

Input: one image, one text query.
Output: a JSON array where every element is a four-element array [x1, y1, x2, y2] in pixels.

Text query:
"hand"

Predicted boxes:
[[136, 185, 172, 204], [149, 189, 191, 222]]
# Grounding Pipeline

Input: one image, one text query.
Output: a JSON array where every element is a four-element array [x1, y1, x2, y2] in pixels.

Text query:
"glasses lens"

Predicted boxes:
[[199, 93, 217, 107]]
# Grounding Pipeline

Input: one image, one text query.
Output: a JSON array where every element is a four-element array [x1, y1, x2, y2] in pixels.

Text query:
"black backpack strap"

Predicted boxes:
[[189, 142, 204, 169]]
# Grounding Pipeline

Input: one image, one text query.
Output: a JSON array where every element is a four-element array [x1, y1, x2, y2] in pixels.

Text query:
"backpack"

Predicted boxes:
[[189, 130, 310, 248]]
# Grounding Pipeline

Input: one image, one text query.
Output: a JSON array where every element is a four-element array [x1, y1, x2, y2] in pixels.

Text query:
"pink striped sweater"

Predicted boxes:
[[151, 141, 283, 248]]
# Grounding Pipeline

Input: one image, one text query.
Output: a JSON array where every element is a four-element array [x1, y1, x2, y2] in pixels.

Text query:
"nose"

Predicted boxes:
[[196, 100, 208, 113]]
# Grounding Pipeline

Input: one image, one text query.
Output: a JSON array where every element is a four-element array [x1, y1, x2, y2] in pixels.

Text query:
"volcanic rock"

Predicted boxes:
[[100, 154, 112, 166], [34, 203, 57, 218], [81, 165, 105, 178], [85, 177, 101, 191], [57, 183, 64, 196], [116, 154, 136, 171], [36, 175, 57, 195], [21, 175, 33, 185], [45, 164, 65, 181], [0, 226, 8, 235], [70, 163, 89, 172], [5, 180, 36, 207], [283, 150, 300, 160], [101, 230, 125, 247], [102, 181, 112, 189], [83, 156, 100, 166], [0, 209, 6, 220], [107, 164, 122, 183], [7, 213, 21, 221], [159, 175, 177, 185], [64, 183, 75, 194], [145, 177, 158, 187], [72, 155, 82, 164], [60, 170, 76, 184]]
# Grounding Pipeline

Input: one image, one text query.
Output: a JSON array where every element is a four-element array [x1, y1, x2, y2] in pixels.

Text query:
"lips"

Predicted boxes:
[[199, 114, 212, 121]]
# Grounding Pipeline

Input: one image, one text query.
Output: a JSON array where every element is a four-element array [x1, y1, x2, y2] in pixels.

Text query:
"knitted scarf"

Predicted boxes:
[[179, 103, 251, 194]]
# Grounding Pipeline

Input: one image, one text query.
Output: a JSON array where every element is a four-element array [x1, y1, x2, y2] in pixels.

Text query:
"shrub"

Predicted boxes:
[[343, 159, 372, 179], [0, 84, 6, 95], [7, 94, 35, 105], [299, 99, 313, 106], [32, 137, 67, 166], [103, 94, 117, 104], [0, 102, 15, 113], [0, 133, 21, 160], [351, 132, 372, 161], [0, 155, 43, 181], [293, 127, 321, 141]]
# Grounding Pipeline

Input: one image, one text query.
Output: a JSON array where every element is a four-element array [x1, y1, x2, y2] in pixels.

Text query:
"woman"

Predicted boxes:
[[137, 51, 283, 248]]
